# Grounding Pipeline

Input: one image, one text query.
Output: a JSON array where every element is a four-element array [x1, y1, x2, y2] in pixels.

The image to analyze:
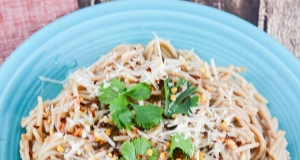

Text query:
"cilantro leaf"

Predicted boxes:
[[118, 110, 134, 129], [98, 78, 161, 130], [170, 133, 195, 159], [132, 104, 163, 129], [121, 138, 159, 160], [121, 141, 137, 160], [164, 77, 199, 117], [132, 137, 151, 156], [111, 110, 127, 129], [123, 82, 152, 100], [98, 78, 126, 104], [109, 96, 128, 112]]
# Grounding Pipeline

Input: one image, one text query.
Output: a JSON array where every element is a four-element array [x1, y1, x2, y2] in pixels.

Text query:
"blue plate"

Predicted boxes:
[[0, 1, 299, 159]]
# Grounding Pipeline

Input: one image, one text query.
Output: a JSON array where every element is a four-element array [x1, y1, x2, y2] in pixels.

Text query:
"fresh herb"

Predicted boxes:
[[98, 78, 162, 130], [170, 133, 195, 159], [132, 103, 163, 129], [164, 77, 199, 117], [121, 137, 159, 160]]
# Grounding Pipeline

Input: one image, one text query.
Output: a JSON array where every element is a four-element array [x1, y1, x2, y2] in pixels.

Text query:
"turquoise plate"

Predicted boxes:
[[0, 1, 299, 159]]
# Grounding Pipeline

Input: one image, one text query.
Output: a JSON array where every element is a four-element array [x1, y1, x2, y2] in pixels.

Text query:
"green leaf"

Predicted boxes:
[[147, 148, 159, 160], [132, 104, 163, 129], [109, 96, 128, 112], [124, 82, 152, 100], [119, 110, 134, 129], [98, 78, 126, 104], [111, 78, 126, 92], [132, 137, 151, 156], [164, 77, 199, 117], [121, 141, 137, 160], [170, 133, 195, 159], [121, 138, 159, 160], [111, 110, 126, 130]]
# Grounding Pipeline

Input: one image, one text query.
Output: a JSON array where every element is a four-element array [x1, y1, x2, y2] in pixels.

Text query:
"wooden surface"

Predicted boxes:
[[77, 0, 299, 60]]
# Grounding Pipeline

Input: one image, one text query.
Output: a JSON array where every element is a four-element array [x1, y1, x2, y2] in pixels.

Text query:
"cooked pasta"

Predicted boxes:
[[20, 38, 290, 160]]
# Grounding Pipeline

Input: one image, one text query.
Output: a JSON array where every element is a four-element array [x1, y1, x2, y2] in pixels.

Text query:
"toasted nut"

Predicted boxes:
[[108, 152, 113, 158], [227, 139, 236, 148], [57, 145, 64, 153], [106, 128, 111, 136], [166, 141, 171, 148], [21, 134, 27, 140], [170, 94, 176, 101], [200, 94, 206, 104], [46, 118, 52, 124], [172, 114, 178, 119], [99, 140, 106, 145], [199, 152, 205, 160], [160, 152, 166, 159], [221, 121, 227, 128], [95, 136, 102, 142], [171, 87, 178, 94], [147, 149, 153, 156]]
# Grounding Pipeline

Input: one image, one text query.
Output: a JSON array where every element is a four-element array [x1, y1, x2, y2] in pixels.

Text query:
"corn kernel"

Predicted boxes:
[[171, 87, 178, 94], [170, 94, 176, 101], [147, 149, 153, 156], [57, 145, 64, 153], [106, 128, 111, 136]]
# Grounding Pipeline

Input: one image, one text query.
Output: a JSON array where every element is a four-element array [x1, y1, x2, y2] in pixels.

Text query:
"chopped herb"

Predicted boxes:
[[170, 133, 195, 159], [164, 77, 199, 117], [121, 137, 159, 160], [98, 78, 162, 130], [132, 103, 163, 129]]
